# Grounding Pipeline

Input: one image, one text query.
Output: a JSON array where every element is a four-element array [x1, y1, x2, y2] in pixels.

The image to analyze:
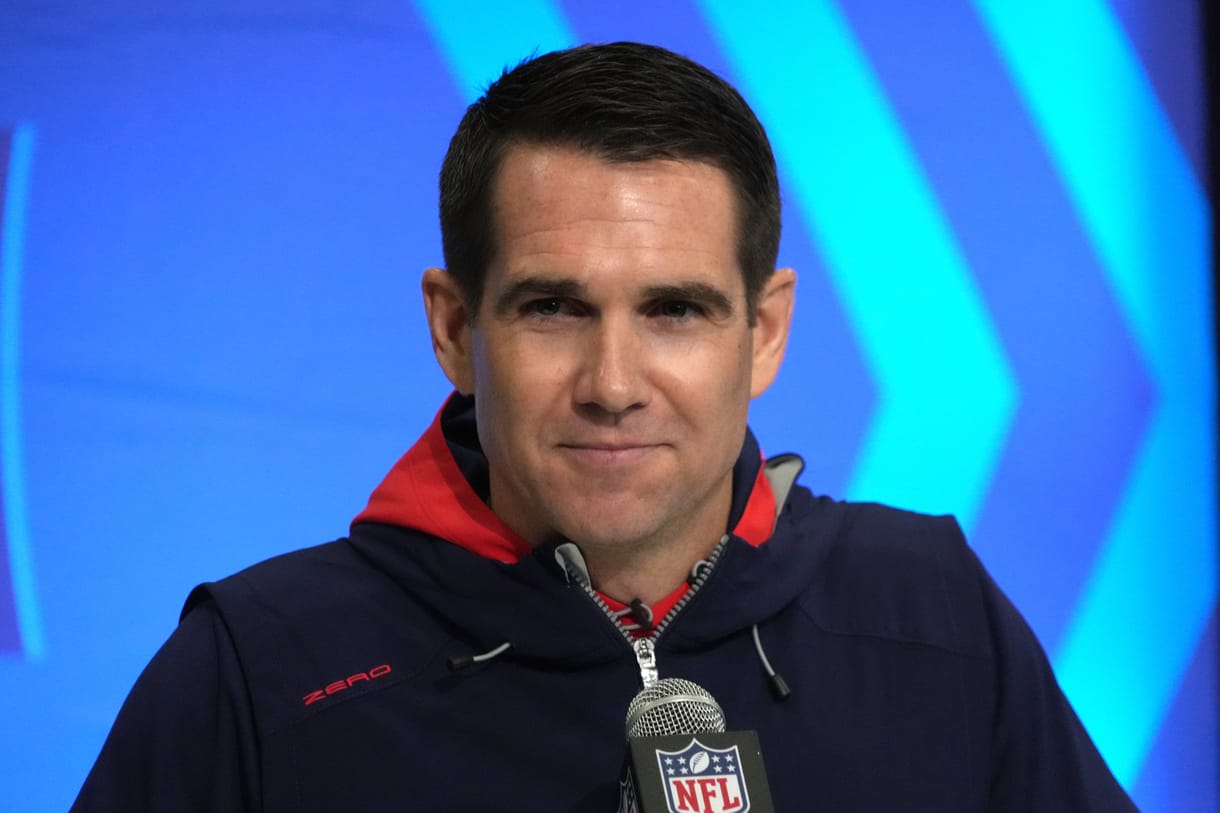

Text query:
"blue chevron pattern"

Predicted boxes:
[[972, 0, 1216, 785], [0, 123, 43, 660], [0, 126, 19, 655], [410, 0, 1212, 804], [414, 0, 576, 99], [701, 0, 1020, 533], [836, 0, 1153, 662], [0, 2, 1212, 810]]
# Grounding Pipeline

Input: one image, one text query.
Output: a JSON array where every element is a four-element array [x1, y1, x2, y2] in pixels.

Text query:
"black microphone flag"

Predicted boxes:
[[627, 730, 774, 813], [622, 677, 775, 812]]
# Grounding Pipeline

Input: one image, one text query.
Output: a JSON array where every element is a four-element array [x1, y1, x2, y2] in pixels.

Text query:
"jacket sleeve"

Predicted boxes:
[[974, 552, 1138, 812], [71, 599, 261, 812]]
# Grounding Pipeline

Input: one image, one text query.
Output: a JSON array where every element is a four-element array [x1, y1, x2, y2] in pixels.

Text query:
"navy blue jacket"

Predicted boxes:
[[74, 397, 1135, 811]]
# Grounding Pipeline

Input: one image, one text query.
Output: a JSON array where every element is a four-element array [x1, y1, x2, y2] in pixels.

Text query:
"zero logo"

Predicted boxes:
[[302, 663, 393, 706]]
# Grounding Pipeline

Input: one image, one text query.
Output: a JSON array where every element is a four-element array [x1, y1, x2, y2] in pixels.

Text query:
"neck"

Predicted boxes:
[[578, 512, 728, 606]]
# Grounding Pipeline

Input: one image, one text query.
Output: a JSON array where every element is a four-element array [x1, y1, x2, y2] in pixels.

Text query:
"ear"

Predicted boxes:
[[749, 267, 796, 399], [421, 267, 476, 394]]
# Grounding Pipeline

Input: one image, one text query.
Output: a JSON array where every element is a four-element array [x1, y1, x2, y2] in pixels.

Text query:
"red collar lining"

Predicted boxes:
[[353, 396, 777, 563]]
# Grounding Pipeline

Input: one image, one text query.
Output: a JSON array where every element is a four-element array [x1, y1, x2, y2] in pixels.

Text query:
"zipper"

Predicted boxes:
[[560, 534, 731, 688], [632, 637, 659, 687], [650, 535, 729, 639]]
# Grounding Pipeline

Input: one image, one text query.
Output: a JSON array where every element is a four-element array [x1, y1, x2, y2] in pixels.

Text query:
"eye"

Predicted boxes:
[[524, 298, 564, 317], [521, 297, 590, 321], [655, 300, 701, 319]]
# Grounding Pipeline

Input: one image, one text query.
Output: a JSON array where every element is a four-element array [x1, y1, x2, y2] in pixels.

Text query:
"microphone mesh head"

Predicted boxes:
[[625, 677, 726, 739]]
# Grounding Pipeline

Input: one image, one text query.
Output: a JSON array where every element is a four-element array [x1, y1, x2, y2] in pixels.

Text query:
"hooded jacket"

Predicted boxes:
[[73, 395, 1135, 811]]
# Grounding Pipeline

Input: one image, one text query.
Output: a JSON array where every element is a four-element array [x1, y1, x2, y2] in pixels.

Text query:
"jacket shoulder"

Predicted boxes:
[[794, 498, 992, 659], [184, 537, 386, 621], [181, 535, 452, 734]]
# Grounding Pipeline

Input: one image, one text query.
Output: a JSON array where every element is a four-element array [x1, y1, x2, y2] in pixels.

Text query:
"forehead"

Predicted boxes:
[[487, 144, 742, 292]]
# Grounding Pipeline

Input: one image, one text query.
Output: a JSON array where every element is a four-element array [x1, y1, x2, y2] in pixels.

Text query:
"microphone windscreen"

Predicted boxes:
[[624, 677, 726, 738]]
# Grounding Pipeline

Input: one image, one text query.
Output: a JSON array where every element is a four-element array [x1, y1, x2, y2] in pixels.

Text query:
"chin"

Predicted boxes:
[[555, 514, 660, 553]]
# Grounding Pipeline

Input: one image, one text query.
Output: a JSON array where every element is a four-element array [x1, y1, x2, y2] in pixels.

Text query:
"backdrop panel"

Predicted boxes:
[[0, 2, 1213, 810]]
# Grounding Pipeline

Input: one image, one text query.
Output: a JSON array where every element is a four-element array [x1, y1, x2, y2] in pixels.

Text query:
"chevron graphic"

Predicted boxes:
[[973, 0, 1216, 786], [413, 0, 576, 101], [0, 3, 1212, 810], [699, 0, 1019, 531], [0, 123, 44, 660], [400, 0, 1211, 800], [832, 1, 1152, 658], [425, 0, 1213, 795], [0, 128, 18, 654]]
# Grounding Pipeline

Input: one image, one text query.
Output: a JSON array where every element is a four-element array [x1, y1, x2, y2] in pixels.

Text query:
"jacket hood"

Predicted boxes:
[[353, 393, 779, 557], [347, 393, 842, 663]]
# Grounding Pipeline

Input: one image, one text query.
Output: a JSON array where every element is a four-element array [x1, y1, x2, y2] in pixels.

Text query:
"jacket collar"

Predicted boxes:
[[352, 392, 777, 560]]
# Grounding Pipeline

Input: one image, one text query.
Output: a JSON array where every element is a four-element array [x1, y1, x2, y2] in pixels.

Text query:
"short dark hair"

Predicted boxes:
[[438, 41, 781, 319]]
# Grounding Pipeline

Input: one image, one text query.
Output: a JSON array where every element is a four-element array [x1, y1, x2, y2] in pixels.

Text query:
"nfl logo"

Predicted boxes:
[[654, 738, 749, 813]]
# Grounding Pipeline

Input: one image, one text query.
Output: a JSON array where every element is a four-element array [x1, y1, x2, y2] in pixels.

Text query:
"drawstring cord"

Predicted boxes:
[[449, 551, 793, 703], [448, 641, 512, 672], [694, 556, 791, 701], [449, 631, 792, 702], [610, 598, 655, 633], [752, 624, 792, 701]]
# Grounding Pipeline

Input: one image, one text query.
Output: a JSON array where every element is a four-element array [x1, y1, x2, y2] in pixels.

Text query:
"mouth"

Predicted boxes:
[[557, 443, 664, 467]]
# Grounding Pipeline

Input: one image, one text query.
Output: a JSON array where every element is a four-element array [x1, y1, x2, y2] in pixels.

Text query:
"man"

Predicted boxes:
[[74, 42, 1136, 811]]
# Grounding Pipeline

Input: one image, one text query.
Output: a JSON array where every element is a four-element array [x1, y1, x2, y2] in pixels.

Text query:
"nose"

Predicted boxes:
[[573, 316, 648, 416]]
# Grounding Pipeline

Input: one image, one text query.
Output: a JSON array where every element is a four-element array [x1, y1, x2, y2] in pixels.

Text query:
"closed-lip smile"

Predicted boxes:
[[558, 442, 664, 464]]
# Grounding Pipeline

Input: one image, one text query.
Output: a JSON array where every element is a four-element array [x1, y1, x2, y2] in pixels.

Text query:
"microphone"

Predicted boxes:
[[626, 678, 726, 738], [623, 678, 775, 813]]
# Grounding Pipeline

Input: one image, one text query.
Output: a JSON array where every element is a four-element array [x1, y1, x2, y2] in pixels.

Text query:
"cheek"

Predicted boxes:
[[662, 338, 753, 398], [471, 338, 568, 447], [482, 345, 568, 402]]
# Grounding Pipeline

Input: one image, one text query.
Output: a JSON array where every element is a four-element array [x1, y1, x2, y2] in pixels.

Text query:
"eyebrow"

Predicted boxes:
[[641, 283, 735, 318], [490, 276, 736, 318], [492, 277, 587, 317]]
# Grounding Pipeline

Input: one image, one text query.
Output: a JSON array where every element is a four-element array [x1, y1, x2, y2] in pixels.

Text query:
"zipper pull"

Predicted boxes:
[[633, 637, 659, 688]]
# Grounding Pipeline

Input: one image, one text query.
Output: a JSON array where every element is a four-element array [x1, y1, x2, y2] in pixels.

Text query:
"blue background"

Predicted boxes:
[[0, 1, 1214, 809]]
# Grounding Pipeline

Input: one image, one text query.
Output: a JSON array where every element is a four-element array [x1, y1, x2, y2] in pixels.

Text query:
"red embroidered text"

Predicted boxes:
[[302, 663, 392, 706]]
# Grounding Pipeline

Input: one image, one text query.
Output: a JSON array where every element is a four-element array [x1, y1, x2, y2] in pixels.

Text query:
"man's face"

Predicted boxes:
[[429, 144, 791, 557]]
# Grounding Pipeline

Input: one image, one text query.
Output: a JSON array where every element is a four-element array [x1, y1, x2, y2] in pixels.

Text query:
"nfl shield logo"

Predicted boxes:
[[654, 738, 749, 813]]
